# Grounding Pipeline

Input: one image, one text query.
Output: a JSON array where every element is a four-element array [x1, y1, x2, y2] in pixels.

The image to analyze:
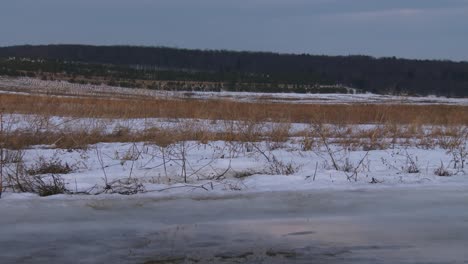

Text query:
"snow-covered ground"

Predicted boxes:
[[1, 114, 309, 135], [1, 112, 467, 200], [1, 76, 468, 105], [1, 139, 466, 201], [182, 91, 468, 105], [2, 113, 462, 138], [0, 77, 467, 199]]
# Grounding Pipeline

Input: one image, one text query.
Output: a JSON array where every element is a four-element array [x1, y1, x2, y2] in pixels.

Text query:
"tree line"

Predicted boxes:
[[0, 44, 467, 96]]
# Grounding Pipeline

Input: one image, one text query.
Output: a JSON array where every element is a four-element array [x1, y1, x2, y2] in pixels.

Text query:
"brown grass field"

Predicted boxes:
[[1, 93, 467, 125], [1, 92, 467, 150]]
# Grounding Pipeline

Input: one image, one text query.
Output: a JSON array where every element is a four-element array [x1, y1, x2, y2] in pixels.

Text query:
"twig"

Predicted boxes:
[[313, 124, 340, 171], [95, 146, 109, 187], [313, 161, 318, 181], [346, 151, 369, 182], [215, 160, 232, 180], [154, 183, 212, 192]]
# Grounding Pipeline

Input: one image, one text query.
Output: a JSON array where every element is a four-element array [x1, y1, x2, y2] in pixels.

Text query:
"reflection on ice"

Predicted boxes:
[[1, 187, 467, 263]]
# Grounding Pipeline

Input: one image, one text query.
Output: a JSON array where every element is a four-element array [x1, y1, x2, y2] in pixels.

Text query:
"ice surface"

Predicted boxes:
[[1, 187, 467, 263]]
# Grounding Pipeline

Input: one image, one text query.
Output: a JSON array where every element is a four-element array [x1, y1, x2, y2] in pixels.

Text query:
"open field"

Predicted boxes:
[[2, 76, 468, 105], [1, 91, 468, 125], [0, 78, 467, 264], [0, 77, 467, 199]]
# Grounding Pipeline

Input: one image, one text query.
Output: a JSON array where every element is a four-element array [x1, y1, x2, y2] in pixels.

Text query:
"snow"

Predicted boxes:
[[183, 91, 468, 105], [3, 113, 463, 140], [0, 76, 467, 201], [1, 76, 467, 105], [1, 139, 466, 201]]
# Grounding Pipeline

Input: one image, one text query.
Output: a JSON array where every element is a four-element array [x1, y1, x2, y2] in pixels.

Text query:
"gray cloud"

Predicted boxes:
[[0, 0, 467, 61]]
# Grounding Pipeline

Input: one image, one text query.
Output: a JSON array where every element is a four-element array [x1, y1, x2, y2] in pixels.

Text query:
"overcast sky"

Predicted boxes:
[[1, 0, 467, 61]]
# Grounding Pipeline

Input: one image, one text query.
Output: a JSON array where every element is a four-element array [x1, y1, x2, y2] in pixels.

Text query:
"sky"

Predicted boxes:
[[1, 0, 467, 61]]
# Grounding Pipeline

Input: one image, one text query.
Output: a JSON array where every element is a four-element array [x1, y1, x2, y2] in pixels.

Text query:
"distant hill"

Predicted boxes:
[[0, 44, 467, 97]]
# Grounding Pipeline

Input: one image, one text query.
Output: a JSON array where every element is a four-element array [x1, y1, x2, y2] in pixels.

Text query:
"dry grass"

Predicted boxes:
[[0, 125, 265, 150], [1, 93, 467, 125], [0, 93, 467, 150], [0, 118, 465, 151]]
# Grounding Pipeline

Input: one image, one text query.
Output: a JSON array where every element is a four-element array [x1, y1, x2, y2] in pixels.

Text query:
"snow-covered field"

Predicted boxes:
[[1, 76, 468, 105], [1, 136, 467, 200], [0, 77, 467, 200], [2, 118, 466, 262], [1, 111, 467, 200]]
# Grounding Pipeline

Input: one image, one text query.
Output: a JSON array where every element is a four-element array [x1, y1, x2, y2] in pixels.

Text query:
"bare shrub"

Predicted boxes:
[[300, 135, 315, 151], [117, 143, 142, 162], [267, 156, 300, 175], [434, 161, 453, 177], [28, 175, 69, 197], [312, 123, 340, 171], [236, 120, 263, 142], [221, 181, 244, 191], [26, 156, 73, 175], [1, 149, 70, 196], [439, 127, 467, 171], [111, 125, 131, 138], [266, 122, 291, 148], [6, 165, 69, 196], [404, 155, 420, 174], [344, 152, 370, 182], [341, 157, 355, 173], [94, 178, 146, 195], [232, 170, 258, 179], [381, 150, 420, 174], [2, 149, 25, 164]]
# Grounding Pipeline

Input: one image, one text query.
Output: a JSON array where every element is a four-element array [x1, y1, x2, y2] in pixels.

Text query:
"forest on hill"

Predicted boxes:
[[0, 44, 467, 96]]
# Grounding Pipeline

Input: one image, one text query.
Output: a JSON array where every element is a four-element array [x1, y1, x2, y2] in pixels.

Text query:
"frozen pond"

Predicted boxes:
[[1, 186, 468, 263]]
